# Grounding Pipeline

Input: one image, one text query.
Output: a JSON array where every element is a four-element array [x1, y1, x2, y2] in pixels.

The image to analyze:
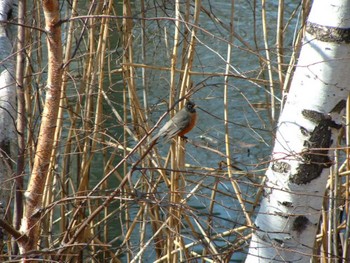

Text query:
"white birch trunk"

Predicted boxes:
[[0, 0, 15, 211], [246, 0, 350, 261]]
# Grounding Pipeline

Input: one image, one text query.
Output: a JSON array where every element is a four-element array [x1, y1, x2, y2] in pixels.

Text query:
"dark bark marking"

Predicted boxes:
[[273, 238, 284, 246], [290, 110, 342, 184], [275, 211, 289, 219], [0, 139, 12, 169], [300, 126, 309, 136], [278, 201, 294, 208], [272, 161, 291, 173], [302, 109, 342, 129], [302, 109, 325, 123], [306, 22, 350, 43], [0, 140, 10, 156], [331, 100, 346, 114], [292, 215, 309, 233]]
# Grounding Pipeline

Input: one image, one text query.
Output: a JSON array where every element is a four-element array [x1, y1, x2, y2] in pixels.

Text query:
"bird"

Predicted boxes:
[[150, 100, 197, 144]]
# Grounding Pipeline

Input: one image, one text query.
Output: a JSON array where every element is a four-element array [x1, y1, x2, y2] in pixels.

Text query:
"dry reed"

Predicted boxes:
[[1, 0, 348, 262]]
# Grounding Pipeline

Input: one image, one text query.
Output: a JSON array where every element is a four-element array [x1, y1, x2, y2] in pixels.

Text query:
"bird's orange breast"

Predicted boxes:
[[177, 112, 197, 137]]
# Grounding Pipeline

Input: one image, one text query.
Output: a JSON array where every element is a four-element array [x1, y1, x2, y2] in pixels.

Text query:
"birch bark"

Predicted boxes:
[[246, 0, 350, 261], [0, 0, 15, 215]]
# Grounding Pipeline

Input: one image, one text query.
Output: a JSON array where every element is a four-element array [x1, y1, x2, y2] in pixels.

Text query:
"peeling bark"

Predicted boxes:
[[18, 0, 63, 258]]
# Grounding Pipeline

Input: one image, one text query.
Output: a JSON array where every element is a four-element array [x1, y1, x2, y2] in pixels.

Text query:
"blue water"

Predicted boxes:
[[89, 0, 302, 261]]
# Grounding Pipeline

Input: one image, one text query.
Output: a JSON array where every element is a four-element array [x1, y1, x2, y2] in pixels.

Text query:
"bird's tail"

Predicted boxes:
[[149, 134, 160, 146]]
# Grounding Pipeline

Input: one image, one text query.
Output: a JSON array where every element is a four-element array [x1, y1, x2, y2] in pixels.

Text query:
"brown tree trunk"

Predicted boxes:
[[18, 0, 63, 258]]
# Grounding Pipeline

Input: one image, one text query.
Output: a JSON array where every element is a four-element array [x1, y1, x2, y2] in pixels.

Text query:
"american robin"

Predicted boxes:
[[150, 100, 197, 144]]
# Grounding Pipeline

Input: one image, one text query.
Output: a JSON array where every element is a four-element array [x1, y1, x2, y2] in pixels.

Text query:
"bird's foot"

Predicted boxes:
[[180, 135, 188, 141]]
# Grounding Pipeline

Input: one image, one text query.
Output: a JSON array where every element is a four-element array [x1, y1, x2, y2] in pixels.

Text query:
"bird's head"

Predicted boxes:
[[185, 101, 196, 113]]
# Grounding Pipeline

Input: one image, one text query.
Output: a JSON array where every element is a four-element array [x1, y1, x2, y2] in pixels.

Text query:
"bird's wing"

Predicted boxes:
[[161, 114, 189, 141], [149, 119, 173, 144], [150, 109, 190, 144]]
